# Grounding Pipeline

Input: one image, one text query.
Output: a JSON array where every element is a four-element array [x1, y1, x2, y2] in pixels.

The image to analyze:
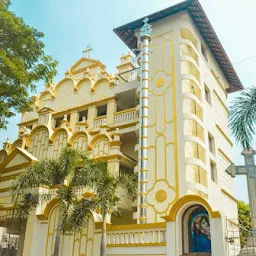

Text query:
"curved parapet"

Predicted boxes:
[[180, 27, 198, 49], [164, 194, 221, 222]]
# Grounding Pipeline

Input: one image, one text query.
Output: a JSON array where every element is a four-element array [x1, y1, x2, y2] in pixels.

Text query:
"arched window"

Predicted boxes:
[[29, 129, 49, 160], [72, 216, 94, 255], [45, 206, 59, 256], [92, 138, 109, 158], [72, 135, 87, 152], [52, 132, 68, 159]]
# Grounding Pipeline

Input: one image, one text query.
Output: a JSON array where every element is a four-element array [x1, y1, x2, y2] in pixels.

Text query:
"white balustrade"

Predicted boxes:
[[114, 108, 137, 125], [106, 226, 166, 246], [94, 116, 106, 128]]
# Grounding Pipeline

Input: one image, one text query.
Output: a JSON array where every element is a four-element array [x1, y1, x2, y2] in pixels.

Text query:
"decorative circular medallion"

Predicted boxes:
[[155, 78, 165, 88], [155, 190, 167, 203]]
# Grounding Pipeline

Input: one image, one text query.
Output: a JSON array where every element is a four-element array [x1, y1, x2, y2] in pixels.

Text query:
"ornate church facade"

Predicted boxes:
[[0, 0, 243, 255]]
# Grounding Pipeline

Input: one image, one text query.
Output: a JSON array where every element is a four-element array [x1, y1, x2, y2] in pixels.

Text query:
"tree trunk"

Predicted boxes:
[[53, 222, 61, 256], [100, 213, 107, 256]]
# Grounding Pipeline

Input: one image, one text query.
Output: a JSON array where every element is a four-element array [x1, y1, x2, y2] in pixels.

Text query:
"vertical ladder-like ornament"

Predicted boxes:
[[139, 18, 152, 224]]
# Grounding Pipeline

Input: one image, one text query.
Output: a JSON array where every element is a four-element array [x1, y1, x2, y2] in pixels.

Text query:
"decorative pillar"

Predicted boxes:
[[3, 138, 11, 153], [76, 117, 88, 132], [106, 99, 117, 125], [37, 107, 54, 128], [69, 111, 79, 131], [22, 210, 37, 256], [87, 105, 97, 129], [19, 126, 30, 149], [139, 17, 152, 224], [166, 222, 176, 256]]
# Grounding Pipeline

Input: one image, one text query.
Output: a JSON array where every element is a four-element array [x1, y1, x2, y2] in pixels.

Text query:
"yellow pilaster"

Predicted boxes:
[[106, 100, 117, 125], [108, 159, 120, 176], [87, 105, 97, 129], [22, 211, 36, 256], [69, 111, 79, 131]]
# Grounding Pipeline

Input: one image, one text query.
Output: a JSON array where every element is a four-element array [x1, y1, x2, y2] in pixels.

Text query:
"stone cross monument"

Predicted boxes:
[[226, 148, 256, 255]]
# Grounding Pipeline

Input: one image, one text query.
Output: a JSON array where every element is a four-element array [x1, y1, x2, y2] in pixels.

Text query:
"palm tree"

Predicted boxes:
[[68, 161, 138, 256], [12, 148, 137, 256], [229, 87, 256, 149], [11, 148, 99, 256]]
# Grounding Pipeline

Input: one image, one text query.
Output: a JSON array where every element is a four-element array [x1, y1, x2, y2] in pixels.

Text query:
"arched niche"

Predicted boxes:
[[37, 91, 53, 109], [165, 195, 220, 255], [53, 78, 76, 111], [91, 78, 111, 101], [76, 78, 93, 106], [182, 205, 211, 254]]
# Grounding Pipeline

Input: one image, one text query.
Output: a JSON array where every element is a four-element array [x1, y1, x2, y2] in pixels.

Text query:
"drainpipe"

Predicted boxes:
[[139, 18, 152, 224]]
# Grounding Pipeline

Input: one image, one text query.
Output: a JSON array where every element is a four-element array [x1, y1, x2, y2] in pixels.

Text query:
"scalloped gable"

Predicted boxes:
[[0, 147, 38, 172], [66, 57, 106, 75]]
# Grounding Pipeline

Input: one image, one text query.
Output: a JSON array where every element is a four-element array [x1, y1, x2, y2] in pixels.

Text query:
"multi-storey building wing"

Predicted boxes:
[[0, 0, 243, 255]]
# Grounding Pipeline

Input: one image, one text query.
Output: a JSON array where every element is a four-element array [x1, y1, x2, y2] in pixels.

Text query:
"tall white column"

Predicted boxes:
[[139, 18, 152, 224]]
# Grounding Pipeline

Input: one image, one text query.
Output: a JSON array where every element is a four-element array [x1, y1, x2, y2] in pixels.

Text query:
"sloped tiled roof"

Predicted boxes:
[[113, 0, 243, 93]]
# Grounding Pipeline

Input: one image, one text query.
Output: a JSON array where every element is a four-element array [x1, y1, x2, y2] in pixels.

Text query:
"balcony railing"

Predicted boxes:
[[114, 108, 137, 125], [118, 68, 140, 83], [94, 116, 106, 128], [92, 109, 138, 129], [106, 223, 166, 247]]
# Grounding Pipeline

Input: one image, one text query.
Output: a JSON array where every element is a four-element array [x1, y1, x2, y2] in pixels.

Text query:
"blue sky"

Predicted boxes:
[[1, 0, 256, 202]]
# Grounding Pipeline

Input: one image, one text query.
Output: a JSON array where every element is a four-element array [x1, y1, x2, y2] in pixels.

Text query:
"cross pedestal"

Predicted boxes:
[[226, 148, 256, 255], [239, 237, 256, 256]]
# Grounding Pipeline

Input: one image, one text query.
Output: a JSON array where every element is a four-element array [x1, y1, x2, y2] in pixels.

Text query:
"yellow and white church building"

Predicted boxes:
[[0, 0, 244, 255]]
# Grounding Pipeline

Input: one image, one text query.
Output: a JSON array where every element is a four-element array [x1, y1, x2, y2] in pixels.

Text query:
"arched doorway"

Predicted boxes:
[[183, 205, 211, 254]]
